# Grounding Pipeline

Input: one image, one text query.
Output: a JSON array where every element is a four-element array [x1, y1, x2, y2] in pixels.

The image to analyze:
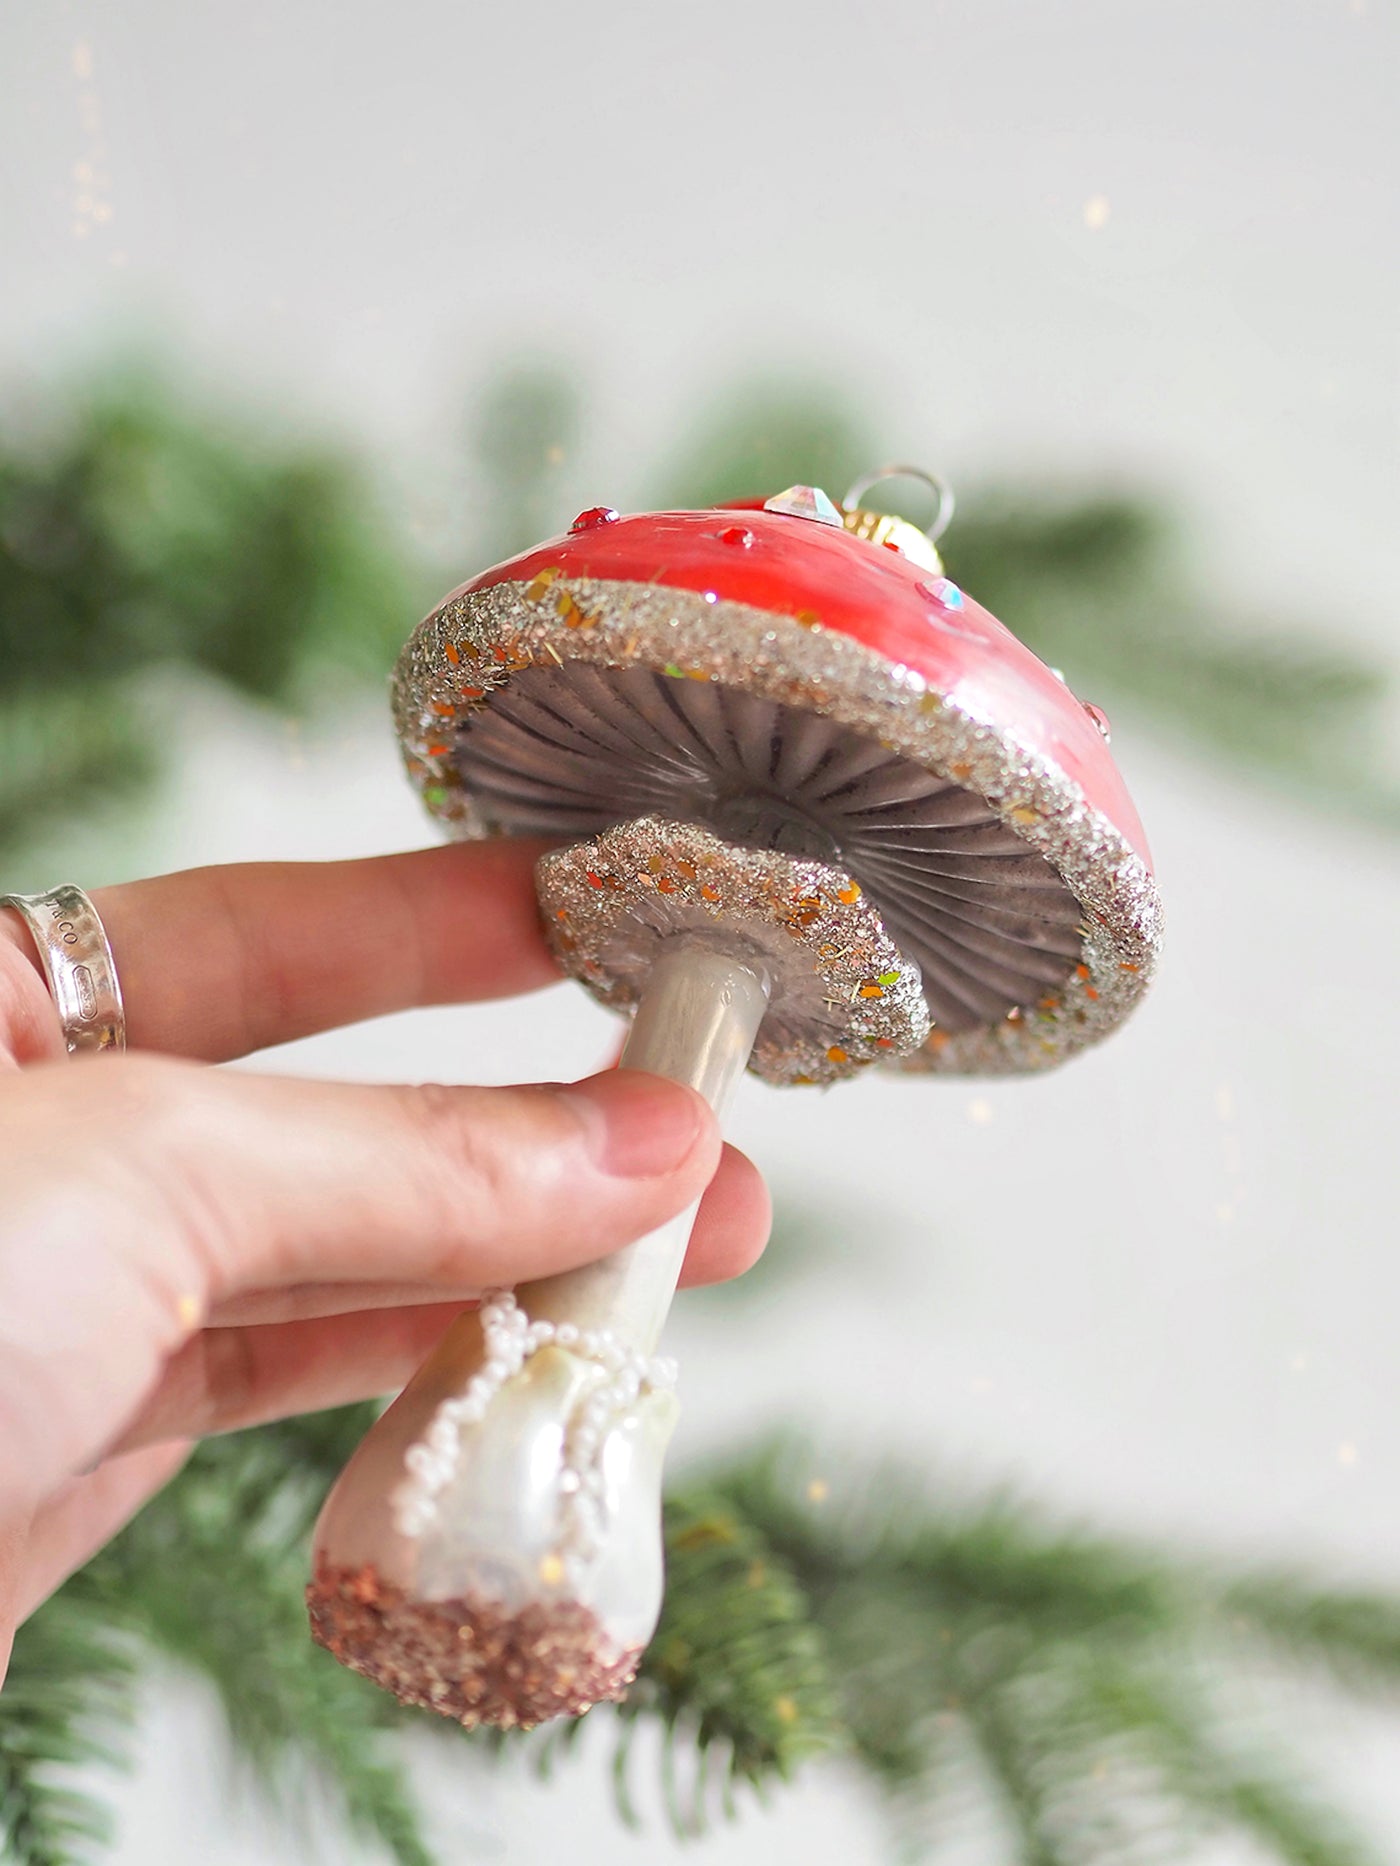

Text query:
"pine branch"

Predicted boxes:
[[11, 1419, 841, 1862], [189, 1400, 382, 1545], [1076, 1661, 1379, 1866], [957, 1682, 1080, 1866], [707, 1442, 1178, 1641], [468, 366, 581, 561], [620, 1488, 842, 1834], [942, 495, 1394, 822], [0, 1594, 138, 1866], [1225, 1571, 1400, 1700], [649, 379, 874, 514], [14, 1421, 1400, 1866], [0, 371, 417, 862], [0, 686, 155, 865], [69, 1426, 432, 1866], [705, 1441, 1397, 1865]]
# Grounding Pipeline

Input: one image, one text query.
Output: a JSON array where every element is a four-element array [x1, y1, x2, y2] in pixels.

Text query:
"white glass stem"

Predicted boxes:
[[521, 942, 771, 1351]]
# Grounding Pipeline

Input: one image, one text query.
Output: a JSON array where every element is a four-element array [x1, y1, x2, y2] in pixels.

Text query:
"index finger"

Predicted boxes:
[[1, 841, 559, 1064]]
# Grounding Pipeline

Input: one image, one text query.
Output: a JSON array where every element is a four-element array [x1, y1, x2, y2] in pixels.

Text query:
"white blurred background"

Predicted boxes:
[[3, 2, 1398, 1861]]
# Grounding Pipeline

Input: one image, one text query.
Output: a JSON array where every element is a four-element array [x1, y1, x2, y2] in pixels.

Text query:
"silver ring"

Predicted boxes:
[[0, 886, 126, 1055], [843, 463, 956, 545]]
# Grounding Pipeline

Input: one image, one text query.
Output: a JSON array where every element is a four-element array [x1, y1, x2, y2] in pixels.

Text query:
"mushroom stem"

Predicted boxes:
[[306, 938, 770, 1724], [525, 940, 772, 1351]]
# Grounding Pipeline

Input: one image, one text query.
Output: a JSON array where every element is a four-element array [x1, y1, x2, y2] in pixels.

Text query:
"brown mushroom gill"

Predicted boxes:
[[450, 663, 1083, 1032]]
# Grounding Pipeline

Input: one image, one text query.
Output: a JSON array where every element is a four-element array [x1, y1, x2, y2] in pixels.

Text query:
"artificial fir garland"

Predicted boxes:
[[2, 362, 1398, 1864], [9, 1406, 1400, 1866], [1, 363, 1392, 872]]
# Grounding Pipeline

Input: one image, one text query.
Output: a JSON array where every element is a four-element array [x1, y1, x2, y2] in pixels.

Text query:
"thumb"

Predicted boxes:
[[0, 1059, 717, 1506]]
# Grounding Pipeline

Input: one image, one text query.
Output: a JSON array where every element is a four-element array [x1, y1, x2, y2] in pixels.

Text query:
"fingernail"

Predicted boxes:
[[563, 1070, 709, 1178]]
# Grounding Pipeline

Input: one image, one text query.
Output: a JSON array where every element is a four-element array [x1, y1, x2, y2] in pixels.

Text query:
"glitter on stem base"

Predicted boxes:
[[307, 1561, 641, 1729]]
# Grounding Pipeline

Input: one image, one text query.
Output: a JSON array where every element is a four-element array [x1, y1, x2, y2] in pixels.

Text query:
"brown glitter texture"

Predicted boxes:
[[306, 1561, 641, 1729], [537, 815, 929, 1086]]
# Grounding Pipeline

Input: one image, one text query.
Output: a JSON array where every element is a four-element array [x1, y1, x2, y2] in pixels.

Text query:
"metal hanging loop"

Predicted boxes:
[[843, 464, 956, 546]]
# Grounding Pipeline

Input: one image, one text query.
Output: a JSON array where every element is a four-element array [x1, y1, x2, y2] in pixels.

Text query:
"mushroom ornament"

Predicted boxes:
[[307, 468, 1163, 1727]]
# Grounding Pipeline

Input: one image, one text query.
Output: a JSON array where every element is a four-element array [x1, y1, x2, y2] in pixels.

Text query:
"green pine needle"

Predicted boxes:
[[0, 1593, 138, 1866], [58, 1424, 433, 1866], [1227, 1571, 1400, 1698], [0, 686, 156, 866], [1072, 1661, 1378, 1866], [0, 369, 418, 867], [622, 1489, 843, 1834], [704, 1442, 1398, 1866], [942, 493, 1394, 822], [649, 379, 873, 515]]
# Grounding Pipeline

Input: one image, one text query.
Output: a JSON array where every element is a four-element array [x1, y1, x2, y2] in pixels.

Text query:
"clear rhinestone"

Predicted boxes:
[[762, 485, 844, 527], [1083, 702, 1113, 742]]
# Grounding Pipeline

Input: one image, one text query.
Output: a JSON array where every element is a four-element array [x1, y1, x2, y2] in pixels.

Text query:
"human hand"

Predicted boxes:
[[0, 842, 769, 1656]]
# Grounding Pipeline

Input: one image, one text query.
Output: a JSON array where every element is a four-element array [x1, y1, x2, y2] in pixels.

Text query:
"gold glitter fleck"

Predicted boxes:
[[806, 1478, 829, 1504], [1083, 195, 1111, 231], [524, 567, 562, 602], [671, 1514, 738, 1551]]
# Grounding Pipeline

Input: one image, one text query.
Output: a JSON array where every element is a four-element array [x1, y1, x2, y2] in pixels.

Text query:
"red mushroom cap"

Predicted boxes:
[[461, 507, 1150, 875], [393, 494, 1162, 1076]]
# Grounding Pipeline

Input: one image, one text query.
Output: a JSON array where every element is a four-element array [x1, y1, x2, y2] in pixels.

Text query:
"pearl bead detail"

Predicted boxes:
[[389, 1290, 677, 1570]]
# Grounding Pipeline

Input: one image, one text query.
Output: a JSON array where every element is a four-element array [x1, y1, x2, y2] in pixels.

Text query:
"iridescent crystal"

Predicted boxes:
[[917, 576, 965, 611], [762, 485, 844, 527]]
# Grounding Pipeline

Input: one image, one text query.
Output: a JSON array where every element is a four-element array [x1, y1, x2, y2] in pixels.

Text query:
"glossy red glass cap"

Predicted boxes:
[[464, 505, 1151, 873]]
